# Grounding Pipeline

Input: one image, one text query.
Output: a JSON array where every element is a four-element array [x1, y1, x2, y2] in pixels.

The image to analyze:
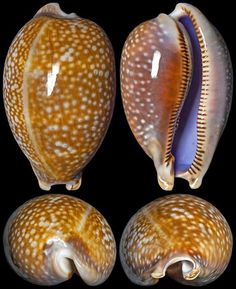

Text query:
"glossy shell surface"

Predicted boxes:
[[120, 194, 233, 286], [120, 3, 233, 190], [3, 3, 116, 190], [4, 194, 116, 285]]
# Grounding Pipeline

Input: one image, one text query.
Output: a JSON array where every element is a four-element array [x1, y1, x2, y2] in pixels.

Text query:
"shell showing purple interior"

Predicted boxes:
[[172, 15, 202, 174], [120, 194, 233, 286], [120, 3, 233, 190]]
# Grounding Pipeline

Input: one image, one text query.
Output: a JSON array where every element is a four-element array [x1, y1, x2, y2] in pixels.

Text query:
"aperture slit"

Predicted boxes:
[[171, 9, 207, 176]]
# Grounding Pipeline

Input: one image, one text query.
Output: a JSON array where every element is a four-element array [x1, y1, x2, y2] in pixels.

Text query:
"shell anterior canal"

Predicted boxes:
[[171, 15, 202, 175]]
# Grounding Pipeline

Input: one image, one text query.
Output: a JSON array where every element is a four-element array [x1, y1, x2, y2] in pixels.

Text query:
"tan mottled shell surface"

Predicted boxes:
[[3, 3, 116, 190], [120, 194, 233, 286], [3, 194, 116, 286]]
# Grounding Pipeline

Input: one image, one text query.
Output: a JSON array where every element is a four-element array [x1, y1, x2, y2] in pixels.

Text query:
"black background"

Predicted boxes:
[[0, 0, 235, 288]]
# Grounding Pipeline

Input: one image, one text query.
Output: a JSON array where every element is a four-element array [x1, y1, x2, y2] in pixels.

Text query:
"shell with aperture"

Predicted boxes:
[[4, 194, 116, 286]]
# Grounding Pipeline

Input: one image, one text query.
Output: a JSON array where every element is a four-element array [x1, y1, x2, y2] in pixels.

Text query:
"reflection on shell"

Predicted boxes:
[[3, 3, 116, 190], [4, 194, 116, 286], [120, 194, 233, 286], [121, 3, 233, 190]]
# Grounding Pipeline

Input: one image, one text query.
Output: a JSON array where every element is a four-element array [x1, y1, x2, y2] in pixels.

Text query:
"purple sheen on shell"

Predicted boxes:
[[120, 3, 233, 190], [172, 15, 202, 174]]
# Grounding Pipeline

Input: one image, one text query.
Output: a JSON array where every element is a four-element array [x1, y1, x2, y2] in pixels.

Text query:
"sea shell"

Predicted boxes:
[[3, 194, 116, 286], [3, 3, 115, 190], [120, 194, 233, 286], [120, 3, 233, 190]]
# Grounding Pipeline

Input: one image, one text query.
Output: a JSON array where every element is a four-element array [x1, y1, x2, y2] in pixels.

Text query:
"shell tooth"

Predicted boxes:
[[3, 3, 116, 191], [120, 194, 233, 286], [3, 194, 116, 286]]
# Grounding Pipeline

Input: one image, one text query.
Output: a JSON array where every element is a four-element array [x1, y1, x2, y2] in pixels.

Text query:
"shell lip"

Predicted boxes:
[[45, 237, 110, 286], [44, 237, 74, 283], [149, 9, 204, 190], [170, 10, 203, 183], [151, 255, 201, 282]]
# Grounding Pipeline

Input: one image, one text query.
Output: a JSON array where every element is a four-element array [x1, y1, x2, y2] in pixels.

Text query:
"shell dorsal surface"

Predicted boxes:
[[3, 3, 116, 191], [120, 194, 233, 286], [3, 194, 116, 285], [120, 3, 233, 190]]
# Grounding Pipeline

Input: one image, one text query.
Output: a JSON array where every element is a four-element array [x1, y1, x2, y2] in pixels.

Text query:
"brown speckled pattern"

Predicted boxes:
[[3, 3, 115, 190], [4, 194, 116, 285], [121, 17, 190, 157], [120, 14, 191, 191], [120, 194, 232, 286]]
